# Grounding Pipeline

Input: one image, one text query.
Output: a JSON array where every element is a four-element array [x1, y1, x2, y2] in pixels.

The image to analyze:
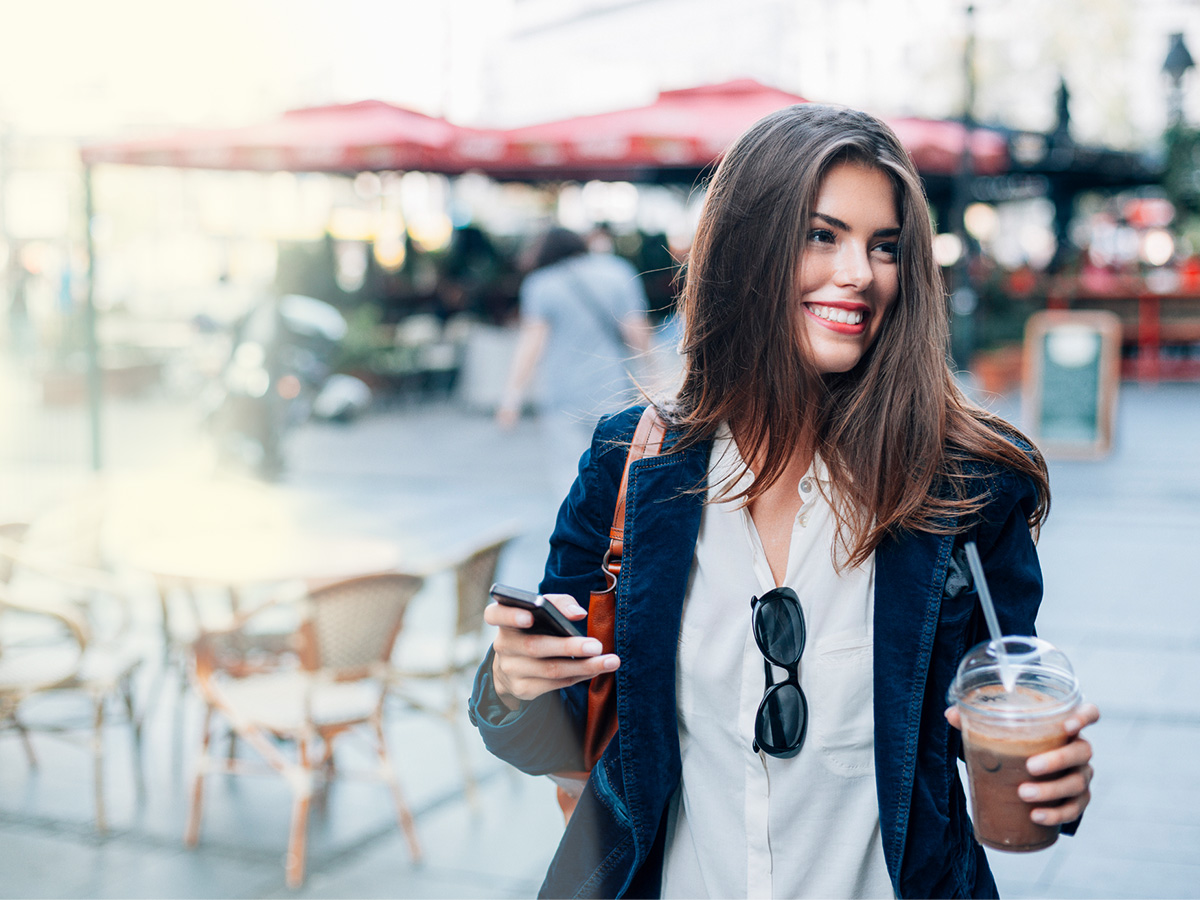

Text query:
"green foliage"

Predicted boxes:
[[1164, 124, 1200, 219], [973, 264, 1045, 352], [331, 303, 393, 374]]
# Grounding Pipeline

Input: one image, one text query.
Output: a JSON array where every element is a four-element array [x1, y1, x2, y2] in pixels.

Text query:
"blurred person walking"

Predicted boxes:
[[496, 226, 653, 497], [472, 104, 1098, 898]]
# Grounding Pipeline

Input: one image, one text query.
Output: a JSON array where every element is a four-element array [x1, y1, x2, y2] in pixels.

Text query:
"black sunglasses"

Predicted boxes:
[[750, 587, 808, 758]]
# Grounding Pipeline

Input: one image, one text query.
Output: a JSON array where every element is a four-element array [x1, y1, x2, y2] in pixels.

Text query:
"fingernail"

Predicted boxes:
[[1031, 810, 1049, 824], [603, 655, 620, 670], [1064, 718, 1081, 732], [1018, 785, 1039, 801], [581, 639, 603, 655], [1026, 757, 1047, 775]]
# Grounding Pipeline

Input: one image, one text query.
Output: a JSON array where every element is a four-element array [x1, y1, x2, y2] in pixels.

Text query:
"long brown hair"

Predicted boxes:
[[668, 103, 1049, 564]]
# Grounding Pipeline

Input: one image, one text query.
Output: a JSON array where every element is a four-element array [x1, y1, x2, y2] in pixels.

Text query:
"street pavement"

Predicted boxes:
[[1, 374, 1198, 899]]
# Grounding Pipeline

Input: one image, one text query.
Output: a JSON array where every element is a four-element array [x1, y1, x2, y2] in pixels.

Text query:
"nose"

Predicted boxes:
[[833, 244, 873, 291]]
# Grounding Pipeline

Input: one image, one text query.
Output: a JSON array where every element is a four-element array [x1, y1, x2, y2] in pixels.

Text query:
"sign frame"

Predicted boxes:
[[1021, 310, 1122, 459]]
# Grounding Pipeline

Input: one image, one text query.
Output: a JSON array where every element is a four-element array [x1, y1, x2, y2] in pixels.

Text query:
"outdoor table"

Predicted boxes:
[[100, 473, 422, 649]]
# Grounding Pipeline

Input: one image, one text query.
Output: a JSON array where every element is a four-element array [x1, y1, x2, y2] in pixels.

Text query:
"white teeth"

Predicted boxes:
[[809, 304, 864, 325]]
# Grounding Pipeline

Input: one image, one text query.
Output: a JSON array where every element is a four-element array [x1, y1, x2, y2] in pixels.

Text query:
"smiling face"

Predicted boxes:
[[796, 162, 901, 375]]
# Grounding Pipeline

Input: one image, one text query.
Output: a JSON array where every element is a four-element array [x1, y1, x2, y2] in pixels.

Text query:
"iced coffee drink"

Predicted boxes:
[[949, 638, 1081, 852]]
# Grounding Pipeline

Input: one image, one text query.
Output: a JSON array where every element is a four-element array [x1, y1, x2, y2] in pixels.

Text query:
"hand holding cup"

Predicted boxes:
[[946, 700, 1098, 831], [947, 637, 1096, 852]]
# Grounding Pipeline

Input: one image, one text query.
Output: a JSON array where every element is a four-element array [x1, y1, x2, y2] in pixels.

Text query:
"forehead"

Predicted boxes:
[[812, 162, 899, 220]]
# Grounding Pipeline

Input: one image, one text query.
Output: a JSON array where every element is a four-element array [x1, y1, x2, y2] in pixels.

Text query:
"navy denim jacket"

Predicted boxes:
[[470, 407, 1056, 899]]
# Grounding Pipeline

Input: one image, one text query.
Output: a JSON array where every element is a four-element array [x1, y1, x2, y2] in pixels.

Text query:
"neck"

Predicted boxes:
[[730, 418, 815, 485]]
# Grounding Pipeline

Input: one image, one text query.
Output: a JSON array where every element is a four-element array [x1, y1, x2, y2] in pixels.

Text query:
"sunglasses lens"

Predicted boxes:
[[756, 683, 807, 756], [753, 591, 805, 665]]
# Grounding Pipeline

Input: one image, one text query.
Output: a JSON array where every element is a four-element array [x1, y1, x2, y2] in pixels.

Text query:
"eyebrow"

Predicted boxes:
[[814, 212, 901, 237]]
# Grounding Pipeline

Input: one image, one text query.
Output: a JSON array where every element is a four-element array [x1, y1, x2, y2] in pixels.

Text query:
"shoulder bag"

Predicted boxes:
[[553, 405, 666, 823]]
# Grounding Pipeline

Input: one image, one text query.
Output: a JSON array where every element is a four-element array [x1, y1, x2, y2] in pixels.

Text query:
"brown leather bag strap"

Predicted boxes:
[[557, 407, 669, 823], [604, 407, 666, 578]]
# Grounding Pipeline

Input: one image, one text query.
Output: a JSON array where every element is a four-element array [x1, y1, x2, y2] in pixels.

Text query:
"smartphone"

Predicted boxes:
[[489, 583, 583, 638]]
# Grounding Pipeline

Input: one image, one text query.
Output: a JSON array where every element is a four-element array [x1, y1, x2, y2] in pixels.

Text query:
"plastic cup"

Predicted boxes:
[[948, 636, 1082, 852]]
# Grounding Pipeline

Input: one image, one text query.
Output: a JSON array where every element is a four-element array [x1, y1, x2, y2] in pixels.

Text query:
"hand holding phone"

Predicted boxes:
[[485, 583, 620, 712], [489, 583, 584, 638]]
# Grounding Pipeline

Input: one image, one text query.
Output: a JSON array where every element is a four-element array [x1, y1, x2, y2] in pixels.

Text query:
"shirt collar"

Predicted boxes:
[[711, 422, 828, 499]]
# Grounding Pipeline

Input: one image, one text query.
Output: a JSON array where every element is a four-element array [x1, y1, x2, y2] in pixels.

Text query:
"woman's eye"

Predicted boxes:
[[874, 242, 899, 260], [807, 228, 835, 244]]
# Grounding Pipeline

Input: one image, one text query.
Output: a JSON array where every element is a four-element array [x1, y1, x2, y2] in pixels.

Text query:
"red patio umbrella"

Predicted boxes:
[[81, 81, 1008, 181], [887, 116, 1007, 177], [448, 79, 1008, 181], [80, 100, 465, 174], [454, 80, 809, 178]]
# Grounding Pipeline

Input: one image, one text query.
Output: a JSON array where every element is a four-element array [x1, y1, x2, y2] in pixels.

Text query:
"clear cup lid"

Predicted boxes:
[[948, 636, 1081, 718]]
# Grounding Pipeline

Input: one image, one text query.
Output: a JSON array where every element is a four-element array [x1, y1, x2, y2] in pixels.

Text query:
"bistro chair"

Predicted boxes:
[[0, 535, 145, 833], [185, 571, 425, 888], [389, 531, 517, 807]]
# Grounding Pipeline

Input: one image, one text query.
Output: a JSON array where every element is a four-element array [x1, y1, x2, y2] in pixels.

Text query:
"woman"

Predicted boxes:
[[469, 104, 1098, 899], [496, 226, 654, 499]]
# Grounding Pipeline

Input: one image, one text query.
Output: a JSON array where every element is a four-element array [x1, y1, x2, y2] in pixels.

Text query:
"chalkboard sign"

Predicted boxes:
[[1022, 310, 1121, 459]]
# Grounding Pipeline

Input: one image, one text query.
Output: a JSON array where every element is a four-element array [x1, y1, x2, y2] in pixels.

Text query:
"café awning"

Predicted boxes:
[[449, 79, 1009, 182], [81, 79, 1009, 182], [80, 99, 464, 174]]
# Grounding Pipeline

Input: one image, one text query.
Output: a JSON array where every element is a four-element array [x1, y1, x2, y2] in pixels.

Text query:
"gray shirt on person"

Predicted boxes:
[[520, 251, 649, 423]]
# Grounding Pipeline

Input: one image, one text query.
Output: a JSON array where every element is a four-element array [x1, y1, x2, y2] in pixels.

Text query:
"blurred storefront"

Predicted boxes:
[[3, 76, 1196, 468]]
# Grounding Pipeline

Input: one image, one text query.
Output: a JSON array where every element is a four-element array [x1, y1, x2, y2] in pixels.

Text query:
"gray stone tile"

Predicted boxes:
[[3, 382, 1200, 898], [1049, 849, 1200, 899], [986, 840, 1065, 893], [287, 771, 555, 899], [1062, 817, 1200, 868], [0, 821, 280, 899], [1099, 778, 1200, 828]]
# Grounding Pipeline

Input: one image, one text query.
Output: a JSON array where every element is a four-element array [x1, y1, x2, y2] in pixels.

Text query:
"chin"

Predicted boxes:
[[812, 352, 865, 375]]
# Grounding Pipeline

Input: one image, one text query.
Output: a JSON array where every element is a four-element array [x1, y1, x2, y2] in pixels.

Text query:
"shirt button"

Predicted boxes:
[[800, 478, 813, 494], [799, 513, 809, 527]]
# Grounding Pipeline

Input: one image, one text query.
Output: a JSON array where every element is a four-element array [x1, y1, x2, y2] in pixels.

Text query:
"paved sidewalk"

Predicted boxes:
[[1, 378, 1198, 898]]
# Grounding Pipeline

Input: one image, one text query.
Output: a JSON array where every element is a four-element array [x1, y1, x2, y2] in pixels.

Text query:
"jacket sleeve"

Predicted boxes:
[[467, 407, 642, 776], [963, 466, 1085, 837], [968, 465, 1044, 644]]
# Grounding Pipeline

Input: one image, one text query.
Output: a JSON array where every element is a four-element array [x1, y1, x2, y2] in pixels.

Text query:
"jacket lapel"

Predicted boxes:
[[615, 443, 708, 859], [872, 527, 955, 882]]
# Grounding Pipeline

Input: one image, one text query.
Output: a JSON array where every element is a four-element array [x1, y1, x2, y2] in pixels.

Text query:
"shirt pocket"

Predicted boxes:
[[808, 632, 875, 777]]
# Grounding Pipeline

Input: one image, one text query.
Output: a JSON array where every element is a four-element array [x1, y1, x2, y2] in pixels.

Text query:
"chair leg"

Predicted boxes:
[[374, 716, 421, 862], [285, 788, 312, 889], [184, 706, 213, 847], [122, 674, 146, 799], [313, 739, 335, 813], [11, 713, 38, 769], [446, 679, 480, 811], [92, 697, 108, 834], [286, 739, 313, 888], [451, 714, 480, 811], [156, 582, 173, 663]]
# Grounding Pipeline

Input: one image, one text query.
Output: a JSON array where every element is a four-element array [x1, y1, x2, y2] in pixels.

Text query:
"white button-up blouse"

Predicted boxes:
[[660, 426, 895, 899]]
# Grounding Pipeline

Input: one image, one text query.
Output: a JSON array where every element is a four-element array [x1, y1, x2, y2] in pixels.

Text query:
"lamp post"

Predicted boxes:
[[1163, 32, 1194, 129], [949, 3, 978, 373], [1162, 32, 1197, 223]]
